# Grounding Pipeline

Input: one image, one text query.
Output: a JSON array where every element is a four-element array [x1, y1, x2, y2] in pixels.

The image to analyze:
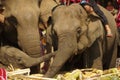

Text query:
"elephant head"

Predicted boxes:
[[0, 45, 56, 69], [44, 4, 105, 77], [0, 0, 60, 73], [0, 46, 35, 69], [1, 0, 42, 58]]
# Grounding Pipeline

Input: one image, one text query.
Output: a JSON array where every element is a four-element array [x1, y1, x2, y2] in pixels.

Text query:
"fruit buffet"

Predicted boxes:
[[7, 68, 120, 80]]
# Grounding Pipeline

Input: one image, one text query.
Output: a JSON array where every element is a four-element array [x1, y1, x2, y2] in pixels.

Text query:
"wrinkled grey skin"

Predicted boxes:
[[0, 45, 55, 69], [0, 0, 62, 74], [0, 0, 42, 73], [42, 4, 118, 77], [0, 0, 118, 78], [2, 0, 41, 57], [0, 0, 59, 71]]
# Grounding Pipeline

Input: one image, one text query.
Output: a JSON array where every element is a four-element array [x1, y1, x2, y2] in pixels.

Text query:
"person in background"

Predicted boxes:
[[80, 0, 113, 37], [106, 1, 118, 18], [59, 0, 113, 37], [95, 0, 101, 5], [117, 0, 120, 5], [106, 1, 114, 11], [0, 14, 4, 23], [112, 0, 119, 10], [60, 0, 81, 5]]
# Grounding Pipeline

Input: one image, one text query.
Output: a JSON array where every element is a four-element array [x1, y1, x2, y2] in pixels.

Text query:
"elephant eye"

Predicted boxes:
[[17, 57, 22, 62], [18, 58, 21, 62], [76, 27, 81, 41]]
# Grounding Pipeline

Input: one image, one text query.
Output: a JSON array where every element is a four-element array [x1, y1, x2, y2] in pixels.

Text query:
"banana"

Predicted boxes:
[[96, 70, 103, 75], [65, 69, 82, 80]]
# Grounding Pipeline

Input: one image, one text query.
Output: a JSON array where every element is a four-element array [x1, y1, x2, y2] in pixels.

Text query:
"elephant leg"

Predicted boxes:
[[108, 34, 118, 68], [103, 32, 118, 69], [85, 39, 103, 70]]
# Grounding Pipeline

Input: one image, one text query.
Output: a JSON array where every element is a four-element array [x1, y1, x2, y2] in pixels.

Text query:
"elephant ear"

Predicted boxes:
[[39, 0, 58, 26], [86, 15, 104, 47]]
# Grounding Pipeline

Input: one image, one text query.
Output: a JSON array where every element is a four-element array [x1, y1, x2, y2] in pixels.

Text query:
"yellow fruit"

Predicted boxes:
[[65, 69, 82, 80], [96, 70, 103, 75], [64, 72, 71, 77], [100, 76, 111, 80], [109, 68, 118, 73]]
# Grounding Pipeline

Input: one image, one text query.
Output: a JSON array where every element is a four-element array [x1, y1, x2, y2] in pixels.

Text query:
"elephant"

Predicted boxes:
[[0, 0, 60, 58], [1, 0, 42, 57], [0, 0, 59, 73], [39, 4, 118, 77], [0, 45, 55, 70], [0, 0, 118, 78], [0, 0, 43, 73], [14, 3, 117, 77]]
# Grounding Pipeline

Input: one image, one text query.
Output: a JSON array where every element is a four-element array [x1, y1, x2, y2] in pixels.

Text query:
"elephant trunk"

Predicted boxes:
[[17, 7, 41, 58], [24, 52, 56, 67], [45, 33, 77, 77], [18, 26, 41, 58]]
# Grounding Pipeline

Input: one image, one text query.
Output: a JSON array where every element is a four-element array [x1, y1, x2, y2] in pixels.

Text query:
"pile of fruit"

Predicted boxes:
[[7, 67, 120, 80], [56, 68, 120, 80], [101, 68, 120, 80]]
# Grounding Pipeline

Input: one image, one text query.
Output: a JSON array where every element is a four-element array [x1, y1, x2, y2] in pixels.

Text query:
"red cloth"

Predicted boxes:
[[106, 6, 114, 11], [60, 0, 81, 4], [117, 0, 120, 4], [116, 8, 120, 28], [71, 0, 81, 3], [0, 68, 7, 80], [60, 0, 90, 4]]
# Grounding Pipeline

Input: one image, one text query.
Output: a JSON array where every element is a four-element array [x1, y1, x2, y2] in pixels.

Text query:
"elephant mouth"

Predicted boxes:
[[3, 54, 26, 69]]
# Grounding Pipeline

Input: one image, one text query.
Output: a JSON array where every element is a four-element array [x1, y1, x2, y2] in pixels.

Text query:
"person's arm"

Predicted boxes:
[[0, 14, 4, 23]]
